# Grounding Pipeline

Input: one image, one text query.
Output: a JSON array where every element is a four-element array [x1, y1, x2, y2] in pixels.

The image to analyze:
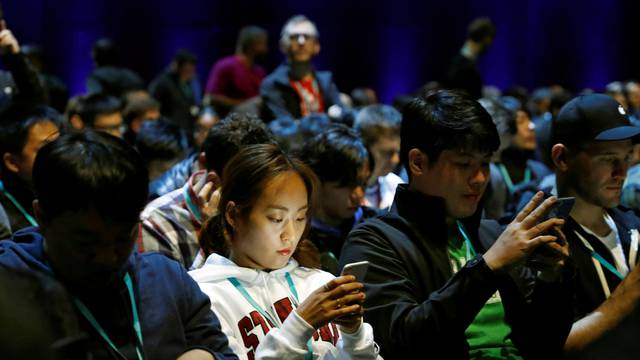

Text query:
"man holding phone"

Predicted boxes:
[[339, 90, 573, 359], [550, 94, 640, 357]]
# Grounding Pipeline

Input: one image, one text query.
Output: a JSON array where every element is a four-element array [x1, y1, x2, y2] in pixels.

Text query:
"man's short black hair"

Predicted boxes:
[[135, 119, 187, 164], [400, 90, 500, 171], [354, 104, 402, 147], [0, 104, 62, 157], [123, 96, 160, 126], [174, 49, 197, 68], [300, 124, 369, 186], [78, 94, 122, 127], [33, 131, 148, 222], [236, 26, 267, 54], [91, 38, 118, 67], [201, 113, 276, 176], [467, 17, 496, 42]]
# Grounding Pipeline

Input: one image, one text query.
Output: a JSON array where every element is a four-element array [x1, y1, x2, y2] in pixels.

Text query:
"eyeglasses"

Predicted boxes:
[[288, 33, 316, 45]]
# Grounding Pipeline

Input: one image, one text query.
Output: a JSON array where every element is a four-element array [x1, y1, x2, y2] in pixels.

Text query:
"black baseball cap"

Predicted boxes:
[[552, 93, 640, 146]]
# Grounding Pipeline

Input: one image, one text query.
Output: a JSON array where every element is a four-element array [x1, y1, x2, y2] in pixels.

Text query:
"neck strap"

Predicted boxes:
[[229, 272, 313, 359], [456, 221, 477, 260], [497, 164, 531, 194], [0, 179, 38, 227], [74, 272, 144, 360]]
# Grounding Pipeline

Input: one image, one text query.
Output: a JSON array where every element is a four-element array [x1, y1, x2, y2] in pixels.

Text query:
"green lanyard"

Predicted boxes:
[[228, 272, 314, 359], [74, 272, 144, 360], [0, 179, 38, 227], [457, 221, 477, 260], [497, 164, 531, 195]]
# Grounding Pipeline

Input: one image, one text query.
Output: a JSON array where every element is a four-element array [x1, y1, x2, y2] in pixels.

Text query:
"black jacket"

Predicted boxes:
[[339, 184, 573, 359], [259, 64, 342, 121], [564, 207, 640, 320]]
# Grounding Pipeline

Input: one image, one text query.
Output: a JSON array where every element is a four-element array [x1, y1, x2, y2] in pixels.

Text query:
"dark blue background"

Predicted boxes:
[[4, 0, 637, 103]]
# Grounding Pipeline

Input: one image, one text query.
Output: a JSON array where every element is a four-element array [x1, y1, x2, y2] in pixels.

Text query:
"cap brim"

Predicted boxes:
[[594, 126, 640, 141]]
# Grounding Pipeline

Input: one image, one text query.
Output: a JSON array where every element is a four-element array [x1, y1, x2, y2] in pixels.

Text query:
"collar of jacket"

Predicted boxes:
[[271, 63, 333, 90], [390, 184, 483, 246]]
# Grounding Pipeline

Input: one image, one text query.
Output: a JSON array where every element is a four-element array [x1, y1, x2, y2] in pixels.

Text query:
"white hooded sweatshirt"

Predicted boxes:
[[189, 254, 381, 360]]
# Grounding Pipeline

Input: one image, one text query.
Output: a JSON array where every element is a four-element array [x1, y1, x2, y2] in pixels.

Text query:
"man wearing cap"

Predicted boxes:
[[550, 94, 640, 356], [259, 15, 343, 121]]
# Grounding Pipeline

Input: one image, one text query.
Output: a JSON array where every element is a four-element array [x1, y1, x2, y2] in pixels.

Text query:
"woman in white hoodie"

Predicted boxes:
[[189, 144, 380, 360]]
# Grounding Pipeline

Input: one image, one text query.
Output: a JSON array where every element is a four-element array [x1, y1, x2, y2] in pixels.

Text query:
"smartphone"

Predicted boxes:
[[340, 261, 369, 282], [542, 197, 575, 221]]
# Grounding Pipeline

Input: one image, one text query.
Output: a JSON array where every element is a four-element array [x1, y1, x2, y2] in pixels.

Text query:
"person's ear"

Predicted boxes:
[[224, 201, 239, 231], [32, 199, 45, 226], [551, 144, 570, 172], [408, 148, 428, 178], [69, 114, 84, 130], [3, 152, 20, 174], [197, 152, 207, 170], [313, 41, 320, 55]]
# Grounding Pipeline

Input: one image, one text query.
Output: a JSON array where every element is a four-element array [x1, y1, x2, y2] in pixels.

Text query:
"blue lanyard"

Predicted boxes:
[[456, 221, 477, 260], [498, 164, 531, 194], [591, 251, 625, 280], [0, 179, 38, 227], [74, 272, 144, 360], [229, 272, 313, 360]]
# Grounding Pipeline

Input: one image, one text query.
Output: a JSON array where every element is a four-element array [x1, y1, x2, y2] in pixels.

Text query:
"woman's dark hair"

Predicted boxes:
[[199, 143, 320, 268]]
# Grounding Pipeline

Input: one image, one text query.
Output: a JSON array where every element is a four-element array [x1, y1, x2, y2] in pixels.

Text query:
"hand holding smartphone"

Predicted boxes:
[[340, 261, 369, 283]]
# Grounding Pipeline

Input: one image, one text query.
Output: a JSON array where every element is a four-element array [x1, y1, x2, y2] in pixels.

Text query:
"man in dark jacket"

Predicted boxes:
[[260, 15, 342, 121], [339, 90, 573, 359], [149, 49, 201, 133], [0, 131, 237, 360], [549, 94, 640, 358]]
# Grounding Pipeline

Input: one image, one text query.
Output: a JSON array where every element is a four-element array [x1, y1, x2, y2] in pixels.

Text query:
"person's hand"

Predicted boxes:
[[0, 27, 20, 55], [530, 226, 570, 282], [296, 275, 365, 333], [194, 171, 221, 219], [483, 192, 565, 272]]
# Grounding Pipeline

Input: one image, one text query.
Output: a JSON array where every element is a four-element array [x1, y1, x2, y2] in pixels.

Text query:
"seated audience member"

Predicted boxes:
[[260, 15, 343, 121], [339, 90, 574, 359], [0, 105, 61, 233], [354, 104, 404, 210], [299, 112, 332, 141], [0, 130, 237, 360], [21, 44, 69, 113], [205, 26, 268, 117], [140, 114, 276, 268], [480, 96, 551, 221], [122, 93, 161, 144], [86, 38, 144, 97], [269, 116, 301, 151], [190, 144, 381, 360], [624, 80, 640, 122], [621, 144, 640, 212], [545, 94, 640, 358], [71, 93, 124, 138], [193, 106, 220, 149], [149, 49, 202, 132], [300, 125, 379, 275], [148, 106, 220, 201], [135, 119, 188, 182], [350, 87, 378, 108]]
